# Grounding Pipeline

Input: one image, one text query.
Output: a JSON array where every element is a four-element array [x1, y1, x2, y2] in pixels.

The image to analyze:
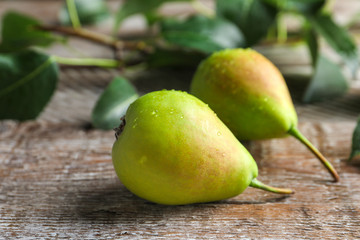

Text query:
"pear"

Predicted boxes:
[[190, 48, 339, 182], [112, 90, 292, 205]]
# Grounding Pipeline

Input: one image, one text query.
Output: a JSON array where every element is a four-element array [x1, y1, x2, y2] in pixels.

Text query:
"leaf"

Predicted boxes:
[[261, 0, 325, 14], [0, 50, 59, 120], [303, 55, 348, 103], [304, 23, 319, 67], [216, 0, 277, 46], [146, 49, 206, 69], [349, 117, 360, 161], [0, 11, 57, 53], [59, 0, 110, 26], [161, 15, 245, 54], [310, 13, 358, 75], [114, 0, 191, 32], [92, 77, 139, 130]]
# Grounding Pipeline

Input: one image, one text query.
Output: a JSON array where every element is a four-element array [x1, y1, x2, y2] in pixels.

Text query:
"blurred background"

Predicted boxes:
[[1, 0, 360, 128]]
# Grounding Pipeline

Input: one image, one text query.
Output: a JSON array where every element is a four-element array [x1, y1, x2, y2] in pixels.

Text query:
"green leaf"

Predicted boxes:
[[310, 13, 358, 75], [261, 0, 325, 14], [0, 12, 57, 53], [349, 117, 360, 161], [161, 15, 245, 54], [114, 0, 192, 32], [304, 23, 319, 67], [0, 50, 59, 120], [216, 0, 277, 46], [92, 77, 139, 130], [59, 0, 110, 26], [146, 49, 206, 69], [303, 55, 348, 103]]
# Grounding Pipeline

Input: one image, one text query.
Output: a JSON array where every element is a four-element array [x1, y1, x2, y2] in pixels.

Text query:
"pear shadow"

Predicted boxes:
[[63, 181, 292, 224], [284, 74, 310, 103], [218, 195, 291, 205], [65, 182, 213, 224], [312, 179, 339, 185]]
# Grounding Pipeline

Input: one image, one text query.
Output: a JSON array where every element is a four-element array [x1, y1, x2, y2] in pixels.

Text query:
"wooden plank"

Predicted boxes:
[[1, 120, 359, 239]]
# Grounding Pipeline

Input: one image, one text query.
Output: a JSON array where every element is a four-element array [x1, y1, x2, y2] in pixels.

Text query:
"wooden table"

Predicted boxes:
[[1, 1, 360, 239]]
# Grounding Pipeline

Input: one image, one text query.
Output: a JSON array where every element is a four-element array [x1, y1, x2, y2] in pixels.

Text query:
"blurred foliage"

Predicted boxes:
[[59, 0, 110, 26], [0, 0, 359, 151]]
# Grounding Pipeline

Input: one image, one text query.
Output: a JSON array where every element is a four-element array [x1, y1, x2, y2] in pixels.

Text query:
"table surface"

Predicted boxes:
[[1, 1, 360, 239]]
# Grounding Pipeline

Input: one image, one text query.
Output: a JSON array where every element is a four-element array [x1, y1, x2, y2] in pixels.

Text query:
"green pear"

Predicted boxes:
[[190, 48, 339, 182], [112, 90, 292, 205]]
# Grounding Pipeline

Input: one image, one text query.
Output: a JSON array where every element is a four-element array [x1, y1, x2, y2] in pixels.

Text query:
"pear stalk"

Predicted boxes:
[[288, 126, 340, 182], [250, 178, 293, 194]]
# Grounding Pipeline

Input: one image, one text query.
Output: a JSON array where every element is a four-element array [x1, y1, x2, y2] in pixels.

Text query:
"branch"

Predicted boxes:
[[37, 25, 152, 53], [52, 55, 122, 68], [66, 0, 81, 29], [37, 25, 120, 49]]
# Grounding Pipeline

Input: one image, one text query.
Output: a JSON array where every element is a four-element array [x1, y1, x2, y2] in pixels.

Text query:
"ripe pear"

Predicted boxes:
[[190, 48, 339, 182], [112, 90, 292, 205]]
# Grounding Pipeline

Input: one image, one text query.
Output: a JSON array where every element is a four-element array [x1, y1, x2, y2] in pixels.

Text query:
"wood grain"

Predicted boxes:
[[1, 120, 359, 239]]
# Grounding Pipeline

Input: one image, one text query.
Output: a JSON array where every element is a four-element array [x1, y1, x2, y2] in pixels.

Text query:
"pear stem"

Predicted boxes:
[[250, 178, 293, 194], [288, 126, 340, 182]]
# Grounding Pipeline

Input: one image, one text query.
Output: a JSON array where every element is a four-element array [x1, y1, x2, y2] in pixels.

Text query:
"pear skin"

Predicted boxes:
[[112, 90, 292, 205], [191, 48, 297, 139], [190, 49, 339, 182]]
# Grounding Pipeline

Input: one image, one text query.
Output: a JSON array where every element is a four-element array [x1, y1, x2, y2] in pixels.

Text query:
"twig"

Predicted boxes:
[[52, 55, 122, 68], [66, 0, 81, 29], [36, 25, 153, 53], [277, 13, 288, 44], [37, 25, 121, 49]]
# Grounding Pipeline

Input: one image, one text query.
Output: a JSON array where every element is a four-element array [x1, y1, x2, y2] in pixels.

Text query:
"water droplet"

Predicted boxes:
[[217, 131, 222, 136], [180, 116, 184, 119], [170, 108, 174, 114], [132, 123, 137, 128]]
